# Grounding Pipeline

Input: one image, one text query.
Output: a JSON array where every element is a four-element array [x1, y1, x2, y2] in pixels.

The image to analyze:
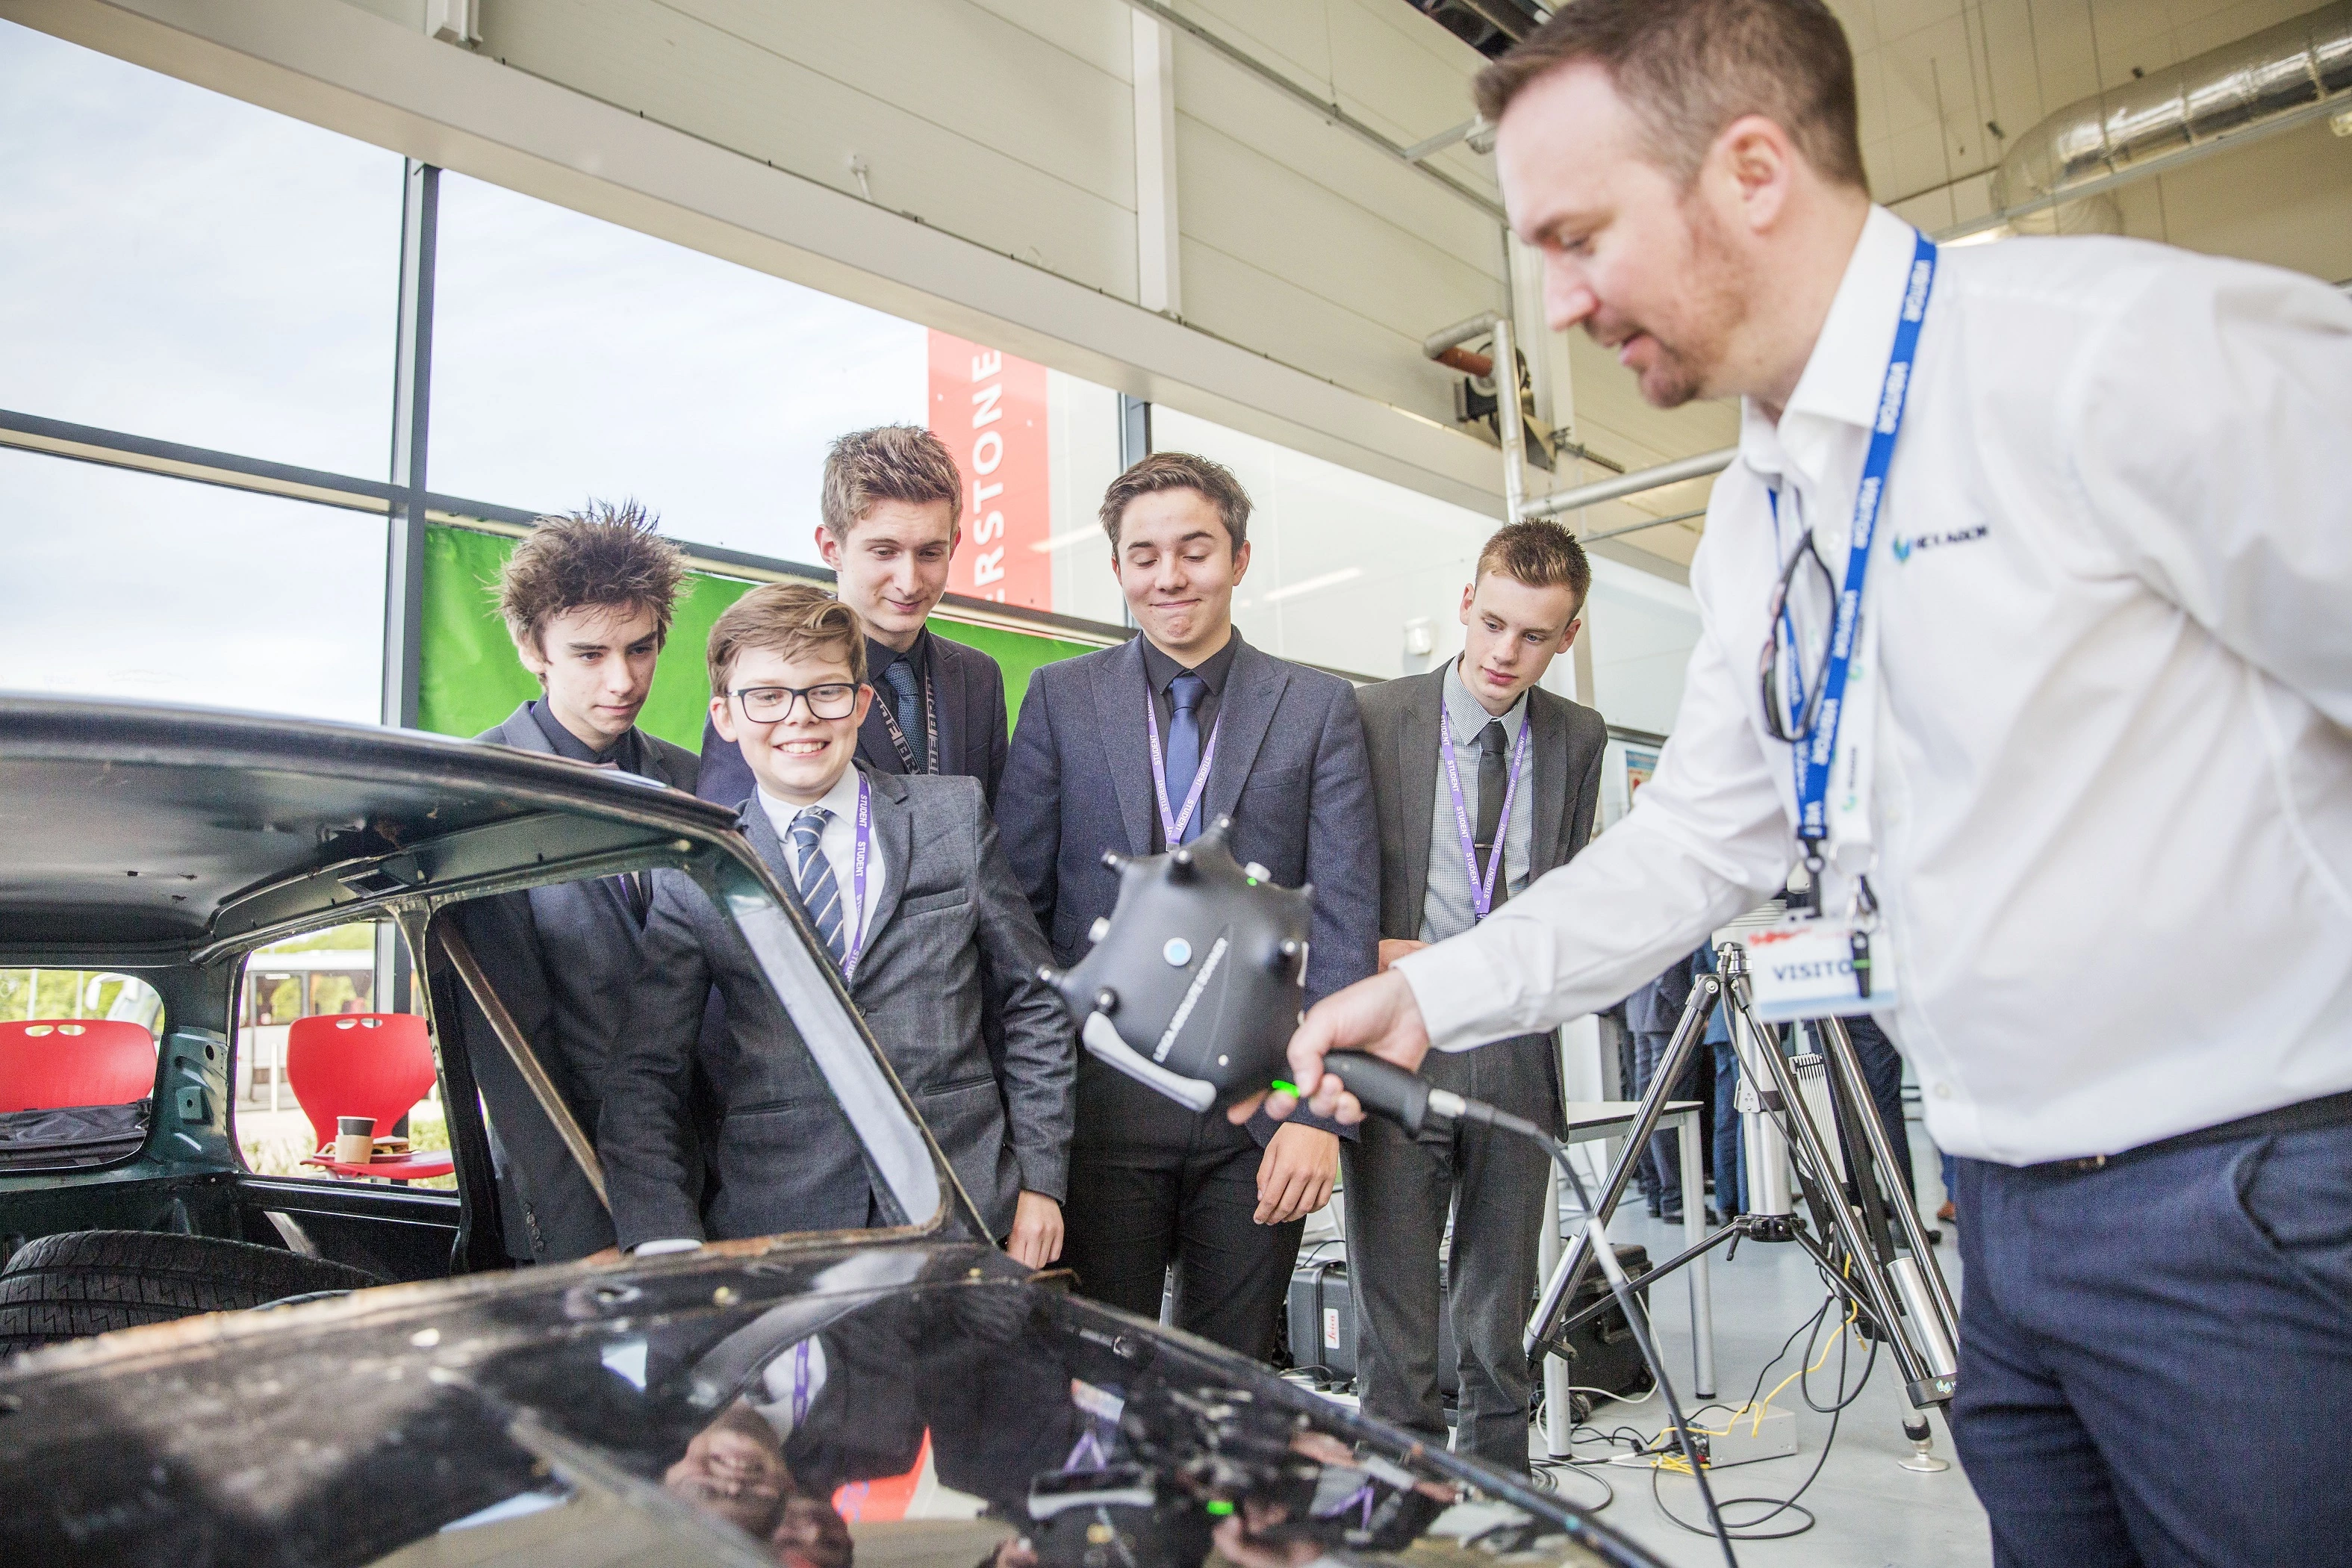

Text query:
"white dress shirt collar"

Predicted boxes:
[[756, 759, 863, 843], [1740, 205, 1923, 487]]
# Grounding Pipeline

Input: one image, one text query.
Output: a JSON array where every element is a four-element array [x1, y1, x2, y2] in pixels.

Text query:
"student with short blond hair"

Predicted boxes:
[[461, 500, 700, 1263], [603, 583, 1074, 1257]]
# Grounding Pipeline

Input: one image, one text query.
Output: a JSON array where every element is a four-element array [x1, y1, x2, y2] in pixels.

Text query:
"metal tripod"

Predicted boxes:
[[1525, 940, 1964, 1467]]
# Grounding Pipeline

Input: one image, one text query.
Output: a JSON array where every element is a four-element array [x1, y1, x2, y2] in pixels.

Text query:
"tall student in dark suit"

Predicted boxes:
[[603, 585, 1074, 1262], [996, 452, 1379, 1360], [460, 503, 699, 1263], [1346, 522, 1606, 1471], [697, 425, 1009, 808]]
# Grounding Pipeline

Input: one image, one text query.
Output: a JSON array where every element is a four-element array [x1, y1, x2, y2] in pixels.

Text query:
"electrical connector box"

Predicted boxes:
[[1632, 1406, 1800, 1472], [1694, 1406, 1799, 1469]]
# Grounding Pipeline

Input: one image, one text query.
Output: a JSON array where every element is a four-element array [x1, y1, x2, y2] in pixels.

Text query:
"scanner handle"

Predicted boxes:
[[1318, 1051, 1434, 1136]]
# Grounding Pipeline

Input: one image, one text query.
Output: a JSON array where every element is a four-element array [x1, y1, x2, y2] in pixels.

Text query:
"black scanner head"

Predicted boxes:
[[1040, 818, 1311, 1115]]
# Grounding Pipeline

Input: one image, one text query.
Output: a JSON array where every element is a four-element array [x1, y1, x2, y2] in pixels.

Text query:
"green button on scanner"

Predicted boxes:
[[1269, 1080, 1298, 1097], [1205, 1501, 1236, 1517]]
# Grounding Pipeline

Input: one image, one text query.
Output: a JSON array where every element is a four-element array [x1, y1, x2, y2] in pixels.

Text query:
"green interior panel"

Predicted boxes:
[[418, 523, 1107, 751]]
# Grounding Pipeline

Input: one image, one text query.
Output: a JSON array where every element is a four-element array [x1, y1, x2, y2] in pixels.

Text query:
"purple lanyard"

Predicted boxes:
[[790, 1340, 814, 1425], [1439, 711, 1530, 921], [842, 773, 874, 977], [1143, 697, 1222, 847]]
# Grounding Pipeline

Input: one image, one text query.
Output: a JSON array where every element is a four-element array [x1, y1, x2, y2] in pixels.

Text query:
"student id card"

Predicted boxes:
[[1742, 915, 1898, 1022]]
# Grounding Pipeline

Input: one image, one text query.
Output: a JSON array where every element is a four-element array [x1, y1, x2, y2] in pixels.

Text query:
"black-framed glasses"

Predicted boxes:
[[1759, 531, 1837, 743], [732, 682, 859, 723]]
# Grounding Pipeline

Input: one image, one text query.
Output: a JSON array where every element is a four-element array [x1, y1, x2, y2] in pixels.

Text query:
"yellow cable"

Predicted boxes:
[[1641, 1291, 1864, 1463]]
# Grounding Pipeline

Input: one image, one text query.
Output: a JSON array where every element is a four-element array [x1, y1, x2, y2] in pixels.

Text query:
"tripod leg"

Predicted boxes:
[[1676, 1106, 1715, 1398], [1734, 988, 1934, 1396], [1818, 1017, 1962, 1393], [1522, 974, 1720, 1360]]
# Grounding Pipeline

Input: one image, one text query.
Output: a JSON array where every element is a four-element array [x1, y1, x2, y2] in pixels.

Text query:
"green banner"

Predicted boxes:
[[418, 523, 1102, 751]]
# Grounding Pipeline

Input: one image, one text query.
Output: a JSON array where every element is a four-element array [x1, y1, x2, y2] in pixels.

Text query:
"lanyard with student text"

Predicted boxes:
[[875, 659, 942, 776], [1144, 697, 1223, 846], [1438, 712, 1531, 921], [842, 771, 874, 977], [1786, 229, 1936, 888]]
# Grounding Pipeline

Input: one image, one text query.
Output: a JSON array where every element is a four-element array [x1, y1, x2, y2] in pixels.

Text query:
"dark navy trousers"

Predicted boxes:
[[1951, 1121, 2352, 1567]]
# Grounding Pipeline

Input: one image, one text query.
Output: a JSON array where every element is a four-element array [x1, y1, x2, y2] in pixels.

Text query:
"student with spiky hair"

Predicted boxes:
[[457, 500, 700, 1263]]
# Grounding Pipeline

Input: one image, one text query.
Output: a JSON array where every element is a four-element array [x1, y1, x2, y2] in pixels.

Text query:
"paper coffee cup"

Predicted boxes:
[[335, 1116, 374, 1164]]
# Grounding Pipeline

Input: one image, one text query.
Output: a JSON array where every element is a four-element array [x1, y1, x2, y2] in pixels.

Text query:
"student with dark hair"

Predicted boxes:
[[461, 500, 699, 1263], [603, 584, 1073, 1261], [697, 424, 1009, 808], [1345, 521, 1605, 1472], [995, 452, 1378, 1360]]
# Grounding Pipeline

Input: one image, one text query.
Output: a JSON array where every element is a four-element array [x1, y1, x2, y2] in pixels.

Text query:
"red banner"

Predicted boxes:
[[927, 331, 1051, 609]]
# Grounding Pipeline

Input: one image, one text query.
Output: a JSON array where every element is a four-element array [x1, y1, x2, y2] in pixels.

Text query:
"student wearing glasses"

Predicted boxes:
[[600, 584, 1074, 1261]]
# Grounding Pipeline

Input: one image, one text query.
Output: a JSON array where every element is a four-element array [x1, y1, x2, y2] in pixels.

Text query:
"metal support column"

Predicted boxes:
[[379, 160, 438, 1013], [384, 158, 438, 732]]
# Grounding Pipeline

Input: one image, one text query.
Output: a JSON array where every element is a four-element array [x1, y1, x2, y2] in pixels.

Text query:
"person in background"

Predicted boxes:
[[603, 585, 1072, 1263], [1697, 944, 1740, 1220], [698, 425, 1009, 809], [461, 502, 697, 1263], [995, 452, 1378, 1360], [1623, 951, 1699, 1222], [1345, 520, 1606, 1472]]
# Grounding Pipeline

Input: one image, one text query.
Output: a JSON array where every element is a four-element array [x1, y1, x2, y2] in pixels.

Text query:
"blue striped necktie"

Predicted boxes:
[[789, 806, 845, 965]]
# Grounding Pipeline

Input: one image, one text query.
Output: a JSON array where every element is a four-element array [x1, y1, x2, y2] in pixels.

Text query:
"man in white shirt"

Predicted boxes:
[[600, 585, 1074, 1265], [1249, 1, 2352, 1562]]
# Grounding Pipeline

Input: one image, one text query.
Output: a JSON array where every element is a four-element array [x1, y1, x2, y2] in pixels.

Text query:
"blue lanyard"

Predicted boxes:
[[1785, 229, 1937, 868]]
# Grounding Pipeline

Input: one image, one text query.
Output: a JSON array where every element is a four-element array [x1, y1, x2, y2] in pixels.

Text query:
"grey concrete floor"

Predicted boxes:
[[1533, 1146, 1990, 1568]]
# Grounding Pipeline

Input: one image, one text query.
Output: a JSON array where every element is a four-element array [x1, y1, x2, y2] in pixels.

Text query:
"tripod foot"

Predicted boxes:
[[1899, 1416, 1951, 1472]]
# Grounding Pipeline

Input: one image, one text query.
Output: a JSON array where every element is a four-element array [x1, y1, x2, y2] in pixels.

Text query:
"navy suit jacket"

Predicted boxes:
[[697, 627, 1008, 809], [996, 632, 1378, 1146]]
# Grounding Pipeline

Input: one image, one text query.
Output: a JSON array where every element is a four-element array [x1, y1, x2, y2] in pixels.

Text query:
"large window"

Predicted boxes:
[[429, 172, 930, 555], [0, 18, 1693, 738], [0, 20, 401, 475], [0, 450, 386, 721]]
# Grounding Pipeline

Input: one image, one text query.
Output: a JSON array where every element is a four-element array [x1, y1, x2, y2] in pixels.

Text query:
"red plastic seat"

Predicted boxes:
[[0, 1019, 158, 1113], [285, 1013, 455, 1181]]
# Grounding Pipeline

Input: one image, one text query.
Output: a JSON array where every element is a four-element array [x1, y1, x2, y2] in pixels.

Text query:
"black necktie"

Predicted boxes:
[[883, 655, 927, 772], [1475, 720, 1509, 909]]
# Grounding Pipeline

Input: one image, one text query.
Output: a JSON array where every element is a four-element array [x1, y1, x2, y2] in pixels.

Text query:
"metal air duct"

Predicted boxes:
[[1987, 1, 2352, 227]]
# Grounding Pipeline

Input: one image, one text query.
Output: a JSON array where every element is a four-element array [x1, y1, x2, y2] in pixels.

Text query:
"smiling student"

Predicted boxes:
[[995, 452, 1378, 1360], [697, 426, 1009, 809], [1345, 521, 1605, 1472], [601, 585, 1073, 1260]]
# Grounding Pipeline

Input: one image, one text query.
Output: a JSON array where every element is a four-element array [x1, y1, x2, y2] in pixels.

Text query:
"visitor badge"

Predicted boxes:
[[1741, 915, 1897, 1021]]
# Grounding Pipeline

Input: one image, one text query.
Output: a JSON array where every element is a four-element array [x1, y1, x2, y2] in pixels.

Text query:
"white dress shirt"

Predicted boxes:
[[1395, 205, 2352, 1166], [1419, 659, 1535, 943], [759, 764, 888, 961]]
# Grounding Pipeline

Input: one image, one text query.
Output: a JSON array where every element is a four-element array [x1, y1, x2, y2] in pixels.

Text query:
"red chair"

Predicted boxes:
[[0, 1020, 158, 1113], [285, 1013, 455, 1181]]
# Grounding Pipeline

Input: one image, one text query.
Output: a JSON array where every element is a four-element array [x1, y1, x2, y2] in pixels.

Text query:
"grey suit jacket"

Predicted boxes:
[[996, 632, 1378, 1147], [1357, 668, 1605, 1131], [456, 703, 700, 1262], [599, 768, 1075, 1249], [696, 628, 1009, 809], [1356, 668, 1609, 942]]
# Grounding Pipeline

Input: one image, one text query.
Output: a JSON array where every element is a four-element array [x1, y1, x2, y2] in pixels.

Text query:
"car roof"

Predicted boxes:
[[0, 694, 741, 962]]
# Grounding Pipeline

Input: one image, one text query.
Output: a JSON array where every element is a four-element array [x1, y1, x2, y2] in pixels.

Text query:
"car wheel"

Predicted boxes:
[[0, 1230, 381, 1354]]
